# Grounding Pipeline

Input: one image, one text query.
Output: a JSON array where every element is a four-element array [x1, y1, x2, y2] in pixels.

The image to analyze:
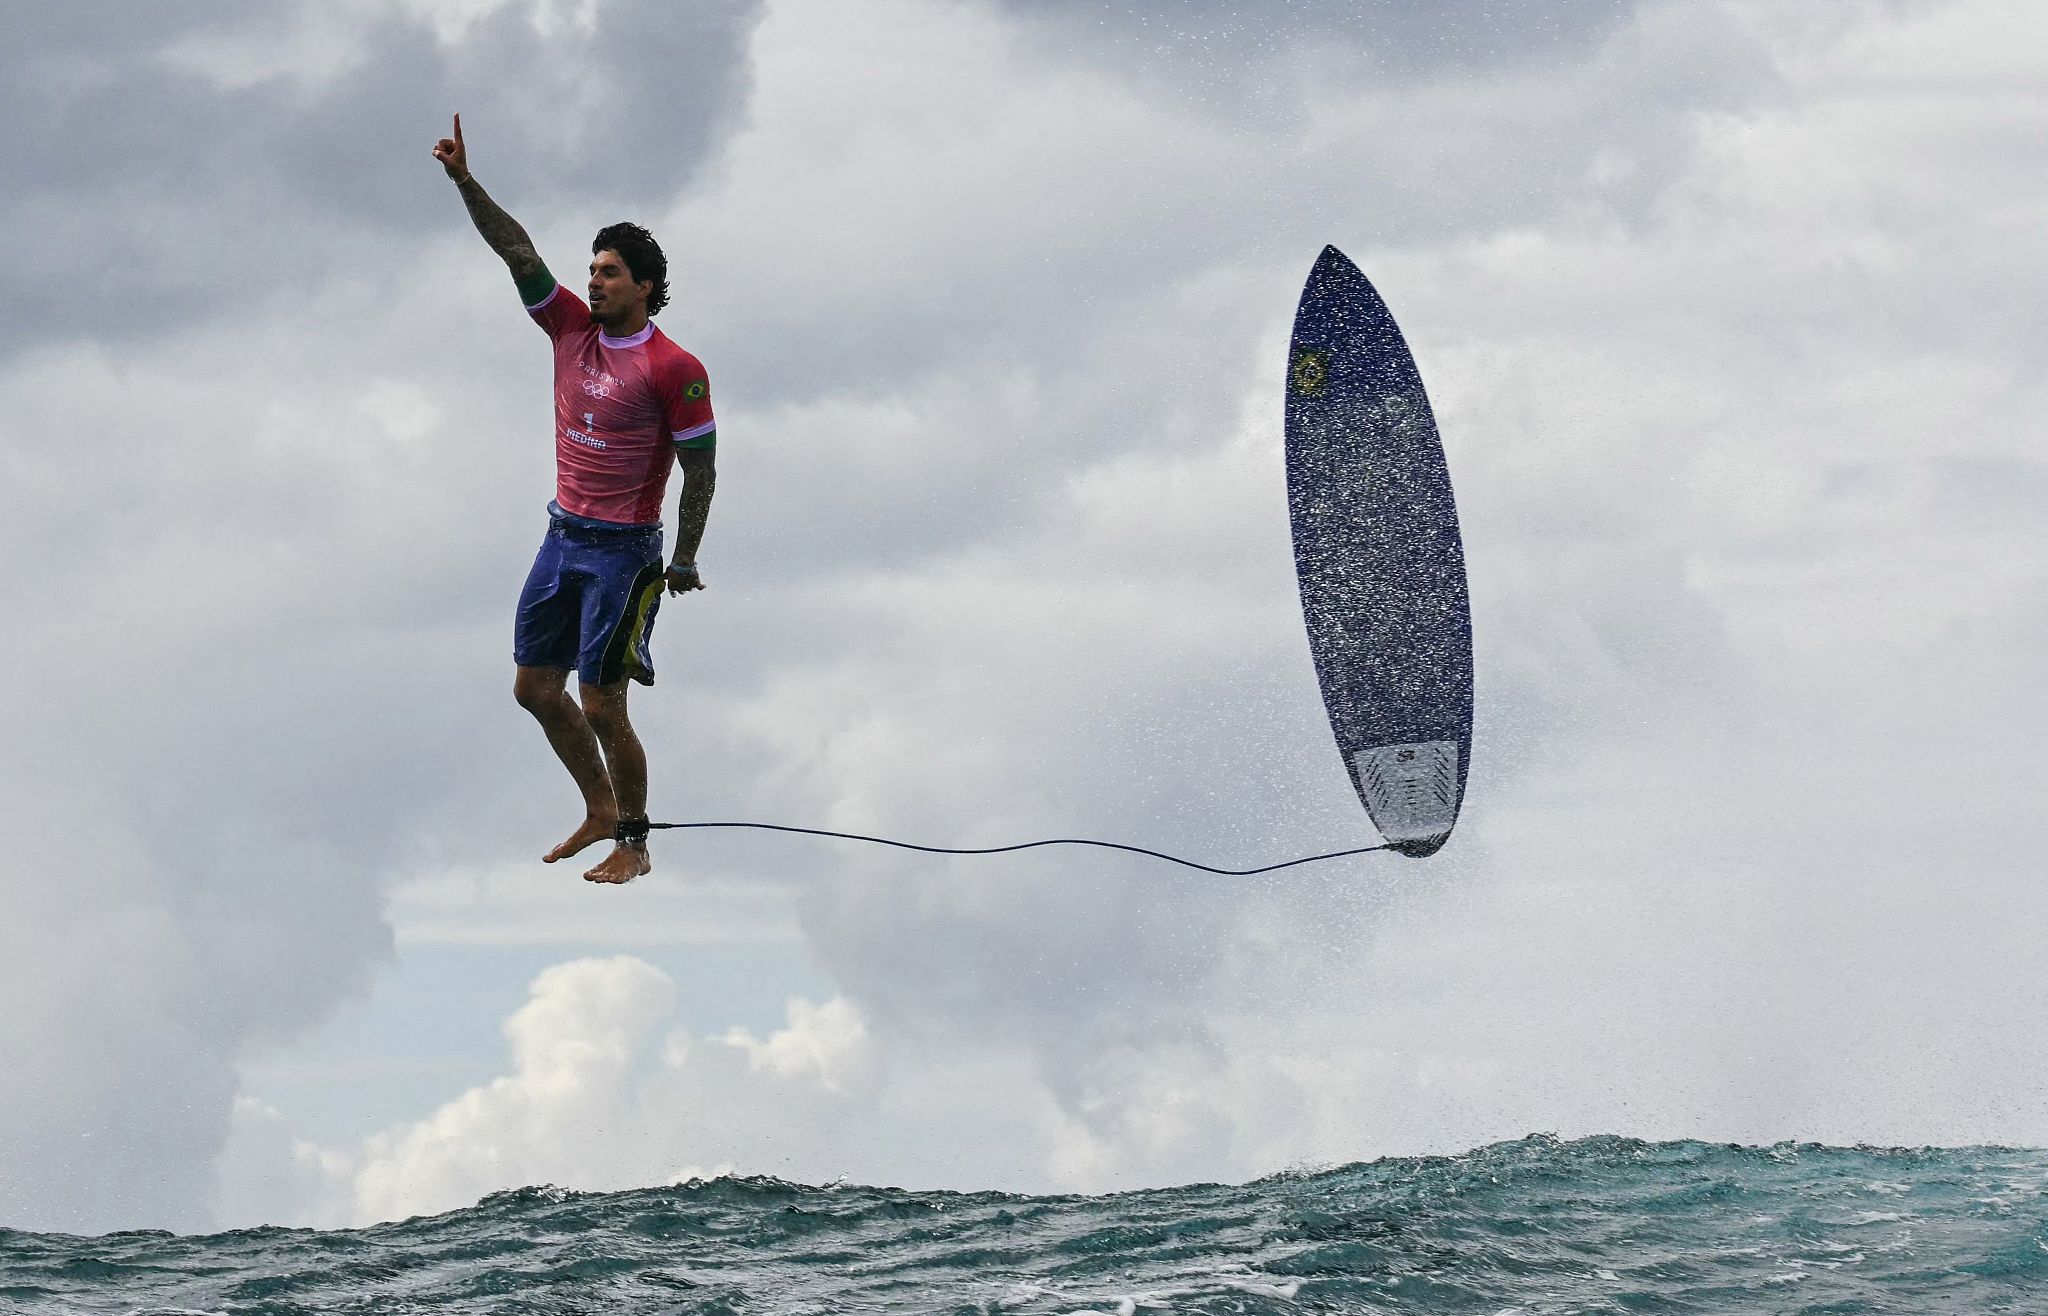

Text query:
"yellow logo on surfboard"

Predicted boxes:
[[1290, 347, 1330, 397]]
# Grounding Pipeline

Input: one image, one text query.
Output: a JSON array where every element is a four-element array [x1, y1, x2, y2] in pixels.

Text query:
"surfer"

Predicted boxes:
[[432, 114, 718, 885]]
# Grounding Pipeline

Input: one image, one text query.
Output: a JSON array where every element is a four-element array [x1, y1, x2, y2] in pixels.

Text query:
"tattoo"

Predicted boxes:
[[456, 176, 544, 280]]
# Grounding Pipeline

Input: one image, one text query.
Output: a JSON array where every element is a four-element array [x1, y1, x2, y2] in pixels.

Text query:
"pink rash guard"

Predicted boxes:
[[527, 282, 716, 527]]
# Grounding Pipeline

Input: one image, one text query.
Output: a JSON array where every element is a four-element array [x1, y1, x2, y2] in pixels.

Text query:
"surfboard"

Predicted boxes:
[[1285, 245, 1473, 857]]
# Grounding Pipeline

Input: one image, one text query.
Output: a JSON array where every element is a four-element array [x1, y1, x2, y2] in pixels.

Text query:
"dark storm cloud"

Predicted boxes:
[[0, 0, 760, 358]]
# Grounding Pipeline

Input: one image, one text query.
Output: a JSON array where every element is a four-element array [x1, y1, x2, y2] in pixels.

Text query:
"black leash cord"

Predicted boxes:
[[643, 820, 1389, 876]]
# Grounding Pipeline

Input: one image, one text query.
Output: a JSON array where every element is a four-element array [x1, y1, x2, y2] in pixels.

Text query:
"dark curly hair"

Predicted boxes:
[[592, 221, 669, 316]]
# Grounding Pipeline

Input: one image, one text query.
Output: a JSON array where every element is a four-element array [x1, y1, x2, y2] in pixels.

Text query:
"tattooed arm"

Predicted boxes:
[[431, 113, 545, 283], [667, 446, 718, 594]]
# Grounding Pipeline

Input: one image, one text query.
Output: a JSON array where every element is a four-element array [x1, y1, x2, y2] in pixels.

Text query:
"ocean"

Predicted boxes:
[[4, 1134, 2043, 1314]]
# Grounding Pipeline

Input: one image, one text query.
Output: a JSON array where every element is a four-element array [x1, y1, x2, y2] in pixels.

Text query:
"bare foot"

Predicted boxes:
[[583, 841, 652, 885], [544, 813, 618, 863]]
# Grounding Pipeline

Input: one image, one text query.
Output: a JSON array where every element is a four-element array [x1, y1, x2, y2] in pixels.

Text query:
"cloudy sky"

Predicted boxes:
[[2, 0, 2042, 1234]]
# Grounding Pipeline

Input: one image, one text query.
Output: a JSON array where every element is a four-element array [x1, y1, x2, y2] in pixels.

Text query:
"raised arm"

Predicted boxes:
[[431, 114, 546, 284]]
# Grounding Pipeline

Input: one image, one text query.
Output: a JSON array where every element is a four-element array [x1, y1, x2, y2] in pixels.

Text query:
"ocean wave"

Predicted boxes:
[[4, 1136, 2044, 1313]]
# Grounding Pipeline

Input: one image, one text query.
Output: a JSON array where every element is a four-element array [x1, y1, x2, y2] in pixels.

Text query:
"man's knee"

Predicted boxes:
[[579, 682, 631, 737], [514, 667, 568, 717]]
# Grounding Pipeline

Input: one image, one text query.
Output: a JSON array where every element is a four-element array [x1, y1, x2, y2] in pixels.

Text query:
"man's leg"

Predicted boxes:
[[578, 678, 652, 884], [513, 664, 621, 862]]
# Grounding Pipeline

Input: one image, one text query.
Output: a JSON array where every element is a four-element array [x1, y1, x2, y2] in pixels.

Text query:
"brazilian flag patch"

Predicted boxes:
[[1290, 347, 1331, 398], [685, 380, 707, 401]]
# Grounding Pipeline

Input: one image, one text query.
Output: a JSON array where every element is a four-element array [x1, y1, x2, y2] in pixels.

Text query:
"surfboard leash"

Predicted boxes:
[[634, 819, 1390, 876]]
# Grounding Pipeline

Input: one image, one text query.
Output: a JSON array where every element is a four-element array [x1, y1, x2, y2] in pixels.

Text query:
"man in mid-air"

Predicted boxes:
[[433, 114, 717, 886]]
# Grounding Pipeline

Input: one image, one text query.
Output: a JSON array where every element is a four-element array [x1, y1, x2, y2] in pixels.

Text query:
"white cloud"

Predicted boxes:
[[722, 995, 870, 1092], [228, 957, 899, 1225], [347, 956, 683, 1222]]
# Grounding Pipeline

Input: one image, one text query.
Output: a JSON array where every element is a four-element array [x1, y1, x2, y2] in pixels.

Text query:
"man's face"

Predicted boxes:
[[587, 249, 650, 323]]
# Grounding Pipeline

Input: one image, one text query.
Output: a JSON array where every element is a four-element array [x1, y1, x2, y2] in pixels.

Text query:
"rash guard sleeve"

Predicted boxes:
[[652, 344, 716, 450], [524, 269, 591, 342], [514, 261, 558, 310]]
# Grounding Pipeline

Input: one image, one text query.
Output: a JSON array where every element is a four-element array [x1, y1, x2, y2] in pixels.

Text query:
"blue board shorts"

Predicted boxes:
[[514, 504, 666, 686]]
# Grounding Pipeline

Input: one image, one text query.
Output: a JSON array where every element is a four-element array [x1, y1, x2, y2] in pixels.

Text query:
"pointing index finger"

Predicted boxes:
[[453, 112, 463, 144]]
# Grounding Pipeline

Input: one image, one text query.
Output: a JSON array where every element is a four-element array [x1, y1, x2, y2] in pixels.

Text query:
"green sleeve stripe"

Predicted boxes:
[[675, 429, 717, 451], [514, 263, 557, 308]]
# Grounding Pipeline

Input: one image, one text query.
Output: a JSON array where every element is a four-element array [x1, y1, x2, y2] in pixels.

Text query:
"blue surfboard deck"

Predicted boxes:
[[1285, 246, 1473, 857]]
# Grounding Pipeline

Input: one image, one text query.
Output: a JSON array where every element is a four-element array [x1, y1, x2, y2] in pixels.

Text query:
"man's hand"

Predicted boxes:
[[666, 562, 705, 596], [435, 115, 543, 278], [431, 113, 469, 181]]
